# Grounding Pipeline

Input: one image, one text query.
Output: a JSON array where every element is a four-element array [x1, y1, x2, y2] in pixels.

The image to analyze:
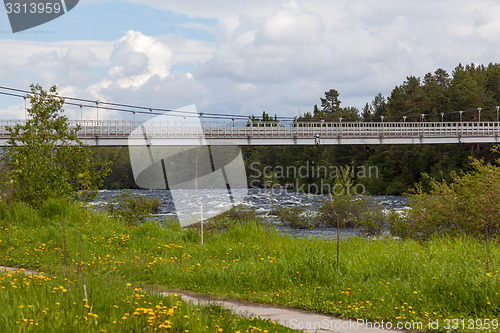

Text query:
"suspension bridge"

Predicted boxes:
[[1, 119, 499, 146]]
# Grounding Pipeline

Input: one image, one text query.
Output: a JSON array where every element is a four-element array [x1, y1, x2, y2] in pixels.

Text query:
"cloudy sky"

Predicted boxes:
[[1, 0, 500, 120]]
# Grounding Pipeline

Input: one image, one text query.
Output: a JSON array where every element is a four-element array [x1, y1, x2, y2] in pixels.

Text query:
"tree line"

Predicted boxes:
[[95, 62, 500, 195], [243, 63, 500, 195]]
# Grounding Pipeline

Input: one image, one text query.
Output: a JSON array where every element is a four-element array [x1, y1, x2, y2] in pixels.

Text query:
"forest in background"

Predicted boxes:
[[94, 63, 500, 195]]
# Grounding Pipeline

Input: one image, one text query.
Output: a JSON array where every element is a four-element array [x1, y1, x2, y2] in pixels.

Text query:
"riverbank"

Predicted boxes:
[[1, 200, 498, 332]]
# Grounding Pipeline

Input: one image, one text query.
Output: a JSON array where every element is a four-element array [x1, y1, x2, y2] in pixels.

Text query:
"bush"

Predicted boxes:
[[274, 206, 319, 229], [355, 198, 387, 237], [318, 196, 387, 237], [203, 205, 261, 233], [5, 85, 110, 207], [214, 204, 259, 222], [108, 191, 161, 225], [389, 154, 500, 270], [390, 157, 500, 242]]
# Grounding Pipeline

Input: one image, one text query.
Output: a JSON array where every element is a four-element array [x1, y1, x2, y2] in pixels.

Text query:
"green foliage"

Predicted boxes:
[[0, 200, 7, 221], [263, 170, 279, 187], [274, 206, 318, 229], [5, 84, 111, 206], [107, 190, 160, 225], [318, 196, 387, 237], [91, 147, 137, 189], [1, 208, 499, 327], [204, 204, 262, 233], [0, 199, 83, 229], [0, 163, 13, 201], [310, 89, 360, 121], [212, 204, 258, 222], [390, 155, 500, 242], [0, 268, 293, 332], [81, 63, 500, 194], [272, 195, 387, 234], [242, 62, 500, 196]]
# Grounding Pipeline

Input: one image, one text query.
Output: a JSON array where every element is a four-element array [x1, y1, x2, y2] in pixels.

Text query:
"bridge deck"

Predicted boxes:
[[1, 120, 499, 146]]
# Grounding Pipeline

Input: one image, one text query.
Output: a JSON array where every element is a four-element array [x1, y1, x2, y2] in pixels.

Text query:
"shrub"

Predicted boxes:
[[274, 206, 319, 229], [108, 191, 161, 225], [5, 85, 110, 206], [390, 157, 500, 242], [214, 204, 259, 222], [390, 154, 500, 270], [318, 196, 387, 237], [355, 198, 387, 237], [203, 205, 261, 233]]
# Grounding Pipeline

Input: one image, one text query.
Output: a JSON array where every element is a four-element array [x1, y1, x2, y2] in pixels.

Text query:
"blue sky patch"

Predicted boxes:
[[0, 0, 217, 42]]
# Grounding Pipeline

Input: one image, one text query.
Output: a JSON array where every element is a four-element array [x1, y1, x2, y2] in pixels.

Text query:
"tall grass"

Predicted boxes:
[[1, 200, 499, 331], [0, 269, 291, 332]]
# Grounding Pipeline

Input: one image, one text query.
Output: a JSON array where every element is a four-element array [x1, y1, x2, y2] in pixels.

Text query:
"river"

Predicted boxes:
[[95, 189, 407, 239]]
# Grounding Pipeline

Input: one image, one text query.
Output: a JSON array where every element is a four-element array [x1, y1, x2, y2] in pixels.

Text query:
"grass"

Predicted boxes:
[[1, 199, 499, 332], [0, 269, 291, 332], [0, 201, 296, 332]]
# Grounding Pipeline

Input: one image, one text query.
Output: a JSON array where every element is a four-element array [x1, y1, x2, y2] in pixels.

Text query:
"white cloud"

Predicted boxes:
[[3, 0, 500, 120], [84, 31, 214, 116], [0, 31, 214, 119], [106, 31, 172, 89], [0, 103, 26, 120], [259, 1, 324, 44], [236, 83, 257, 91]]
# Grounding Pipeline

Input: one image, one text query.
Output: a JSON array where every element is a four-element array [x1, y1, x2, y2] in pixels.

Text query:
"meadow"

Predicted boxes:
[[0, 201, 296, 332], [0, 268, 292, 332], [0, 199, 499, 332]]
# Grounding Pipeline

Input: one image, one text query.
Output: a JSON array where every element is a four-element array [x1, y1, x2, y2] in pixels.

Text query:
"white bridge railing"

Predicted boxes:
[[1, 120, 500, 145]]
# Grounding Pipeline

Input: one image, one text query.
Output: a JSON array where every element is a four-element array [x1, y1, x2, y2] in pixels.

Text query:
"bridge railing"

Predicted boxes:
[[1, 120, 500, 139], [199, 121, 500, 138]]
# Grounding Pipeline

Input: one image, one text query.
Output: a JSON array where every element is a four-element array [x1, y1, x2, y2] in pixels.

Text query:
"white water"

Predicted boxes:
[[95, 188, 407, 239]]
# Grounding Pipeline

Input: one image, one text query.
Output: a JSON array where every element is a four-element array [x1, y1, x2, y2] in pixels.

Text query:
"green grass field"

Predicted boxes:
[[1, 200, 499, 332], [0, 268, 293, 332]]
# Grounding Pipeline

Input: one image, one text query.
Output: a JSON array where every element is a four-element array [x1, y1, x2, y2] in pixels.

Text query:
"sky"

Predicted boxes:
[[1, 0, 500, 120]]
